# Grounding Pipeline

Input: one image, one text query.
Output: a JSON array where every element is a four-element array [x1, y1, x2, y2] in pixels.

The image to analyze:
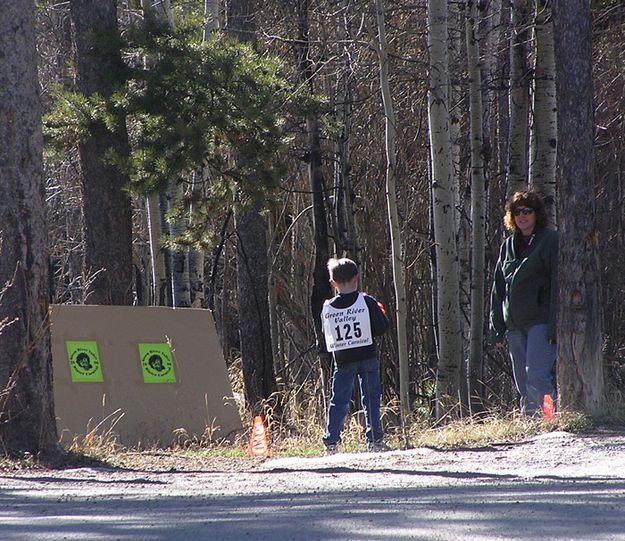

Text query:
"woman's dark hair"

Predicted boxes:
[[504, 190, 549, 232], [327, 257, 359, 284]]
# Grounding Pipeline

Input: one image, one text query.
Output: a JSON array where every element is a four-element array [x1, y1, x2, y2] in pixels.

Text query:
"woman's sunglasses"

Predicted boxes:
[[513, 207, 534, 216]]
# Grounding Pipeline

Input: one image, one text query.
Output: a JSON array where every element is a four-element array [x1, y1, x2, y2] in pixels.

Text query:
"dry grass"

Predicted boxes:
[[0, 408, 604, 471], [405, 414, 547, 450], [4, 364, 624, 470]]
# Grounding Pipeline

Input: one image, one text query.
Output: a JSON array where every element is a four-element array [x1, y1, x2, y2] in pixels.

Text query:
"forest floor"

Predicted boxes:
[[2, 428, 625, 540]]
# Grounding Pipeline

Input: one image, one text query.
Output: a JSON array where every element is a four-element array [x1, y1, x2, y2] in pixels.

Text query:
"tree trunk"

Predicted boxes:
[[506, 0, 532, 196], [553, 0, 604, 416], [529, 0, 557, 225], [481, 1, 506, 198], [448, 1, 469, 410], [228, 0, 278, 414], [189, 0, 221, 309], [427, 0, 463, 419], [466, 0, 486, 413], [374, 0, 411, 425], [168, 183, 192, 308], [141, 0, 173, 306], [146, 193, 168, 304], [70, 0, 134, 305], [333, 0, 359, 260], [235, 206, 278, 413], [141, 1, 192, 308], [295, 0, 334, 385], [188, 245, 205, 308], [204, 0, 220, 39], [144, 0, 172, 21], [0, 0, 61, 458]]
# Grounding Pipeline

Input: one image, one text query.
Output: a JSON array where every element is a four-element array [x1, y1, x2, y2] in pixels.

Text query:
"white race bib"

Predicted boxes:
[[322, 293, 373, 352]]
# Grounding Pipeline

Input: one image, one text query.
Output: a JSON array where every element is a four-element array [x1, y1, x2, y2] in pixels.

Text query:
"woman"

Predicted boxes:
[[490, 190, 558, 414]]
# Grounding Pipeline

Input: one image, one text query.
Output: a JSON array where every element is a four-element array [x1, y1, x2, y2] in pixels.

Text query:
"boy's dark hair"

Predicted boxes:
[[327, 257, 358, 284], [504, 190, 549, 232]]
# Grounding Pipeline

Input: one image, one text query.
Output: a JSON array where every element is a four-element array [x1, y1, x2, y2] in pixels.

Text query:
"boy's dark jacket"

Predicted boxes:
[[320, 291, 389, 365], [489, 227, 559, 342]]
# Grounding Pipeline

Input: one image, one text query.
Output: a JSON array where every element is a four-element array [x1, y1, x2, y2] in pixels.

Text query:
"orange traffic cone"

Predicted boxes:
[[543, 394, 556, 422], [248, 415, 270, 457]]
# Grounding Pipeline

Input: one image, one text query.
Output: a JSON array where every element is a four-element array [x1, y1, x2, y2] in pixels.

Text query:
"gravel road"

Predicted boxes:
[[2, 430, 625, 540]]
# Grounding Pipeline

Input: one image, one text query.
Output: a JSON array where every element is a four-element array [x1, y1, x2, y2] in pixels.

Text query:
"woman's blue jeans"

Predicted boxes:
[[507, 323, 557, 414], [323, 356, 383, 446]]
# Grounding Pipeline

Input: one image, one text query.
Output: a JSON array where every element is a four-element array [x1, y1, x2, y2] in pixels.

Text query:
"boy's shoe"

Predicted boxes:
[[324, 443, 338, 456], [367, 440, 391, 453]]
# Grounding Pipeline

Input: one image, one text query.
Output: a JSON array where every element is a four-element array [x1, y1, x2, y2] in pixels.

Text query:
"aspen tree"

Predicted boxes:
[[507, 0, 532, 195], [140, 1, 175, 306], [374, 0, 410, 426], [529, 0, 557, 226], [427, 0, 463, 418], [466, 0, 486, 412]]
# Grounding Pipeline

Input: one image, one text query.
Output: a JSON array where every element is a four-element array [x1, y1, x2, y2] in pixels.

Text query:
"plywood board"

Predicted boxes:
[[50, 305, 242, 447]]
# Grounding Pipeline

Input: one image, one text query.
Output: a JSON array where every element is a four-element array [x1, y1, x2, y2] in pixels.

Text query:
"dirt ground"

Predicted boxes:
[[2, 429, 625, 540], [4, 428, 625, 493], [103, 428, 625, 476]]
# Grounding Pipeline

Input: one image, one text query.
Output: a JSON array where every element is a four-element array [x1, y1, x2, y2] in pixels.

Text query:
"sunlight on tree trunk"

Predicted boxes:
[[529, 0, 557, 226], [204, 0, 220, 39], [466, 0, 487, 414], [168, 184, 192, 308], [0, 0, 61, 458], [427, 0, 463, 419], [141, 0, 174, 306], [507, 0, 531, 196], [553, 0, 604, 416], [374, 0, 410, 427]]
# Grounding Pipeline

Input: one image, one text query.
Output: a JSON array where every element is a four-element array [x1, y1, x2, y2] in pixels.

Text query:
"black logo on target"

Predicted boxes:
[[70, 349, 99, 377], [142, 350, 172, 378]]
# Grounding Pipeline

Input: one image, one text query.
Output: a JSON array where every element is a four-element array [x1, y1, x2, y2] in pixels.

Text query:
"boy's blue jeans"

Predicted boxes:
[[507, 323, 557, 414], [323, 356, 383, 447]]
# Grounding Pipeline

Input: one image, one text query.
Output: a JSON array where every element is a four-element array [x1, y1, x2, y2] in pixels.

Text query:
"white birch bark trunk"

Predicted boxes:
[[188, 173, 205, 308], [449, 1, 469, 408], [160, 1, 190, 308], [142, 0, 192, 308], [146, 194, 168, 304], [466, 0, 486, 412], [147, 0, 172, 21], [427, 0, 463, 418], [507, 0, 531, 196], [141, 0, 173, 305], [189, 0, 222, 308], [374, 0, 410, 424], [529, 0, 557, 226], [204, 0, 220, 39], [168, 183, 191, 307]]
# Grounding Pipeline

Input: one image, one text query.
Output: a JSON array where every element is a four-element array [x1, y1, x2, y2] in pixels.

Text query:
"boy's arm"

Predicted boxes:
[[364, 295, 390, 336]]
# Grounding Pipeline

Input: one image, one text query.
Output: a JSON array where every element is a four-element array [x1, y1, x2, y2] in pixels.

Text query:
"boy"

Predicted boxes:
[[321, 257, 390, 454]]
